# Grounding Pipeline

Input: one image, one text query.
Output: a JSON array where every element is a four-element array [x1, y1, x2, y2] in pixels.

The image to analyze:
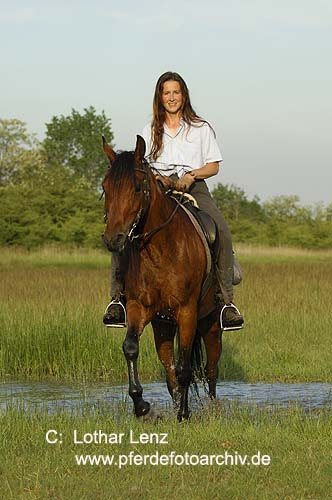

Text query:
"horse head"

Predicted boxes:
[[102, 135, 149, 252]]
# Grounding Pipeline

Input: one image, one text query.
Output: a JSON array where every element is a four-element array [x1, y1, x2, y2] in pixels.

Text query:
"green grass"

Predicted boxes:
[[1, 404, 331, 499], [1, 246, 332, 382], [236, 243, 332, 263], [1, 247, 331, 498], [0, 245, 110, 270], [1, 244, 332, 269]]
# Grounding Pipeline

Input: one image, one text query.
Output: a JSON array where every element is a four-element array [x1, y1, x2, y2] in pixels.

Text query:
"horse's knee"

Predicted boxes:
[[123, 339, 138, 360], [123, 328, 139, 361]]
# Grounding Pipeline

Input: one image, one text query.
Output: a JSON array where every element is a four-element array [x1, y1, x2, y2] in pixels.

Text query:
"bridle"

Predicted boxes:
[[127, 160, 183, 248], [127, 160, 151, 244], [104, 158, 183, 250]]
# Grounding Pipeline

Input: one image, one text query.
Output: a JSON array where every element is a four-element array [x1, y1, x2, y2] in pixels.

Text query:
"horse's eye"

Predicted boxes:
[[135, 185, 142, 193]]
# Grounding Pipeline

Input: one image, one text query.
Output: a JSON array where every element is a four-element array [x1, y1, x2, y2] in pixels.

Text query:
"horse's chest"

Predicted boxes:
[[137, 272, 189, 309]]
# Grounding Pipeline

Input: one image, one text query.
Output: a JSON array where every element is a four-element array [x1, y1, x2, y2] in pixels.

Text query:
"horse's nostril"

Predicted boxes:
[[102, 232, 126, 252], [115, 233, 126, 245]]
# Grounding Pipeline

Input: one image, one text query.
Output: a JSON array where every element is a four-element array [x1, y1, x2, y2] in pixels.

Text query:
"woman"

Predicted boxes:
[[103, 71, 243, 329]]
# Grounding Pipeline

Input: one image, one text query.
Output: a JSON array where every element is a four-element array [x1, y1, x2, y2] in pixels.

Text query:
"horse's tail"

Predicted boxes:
[[175, 327, 207, 396], [190, 328, 207, 392]]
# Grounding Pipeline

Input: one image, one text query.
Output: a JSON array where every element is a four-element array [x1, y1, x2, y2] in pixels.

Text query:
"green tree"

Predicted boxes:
[[0, 118, 38, 186], [263, 195, 303, 223], [212, 183, 264, 222], [211, 183, 265, 244], [0, 115, 107, 248], [43, 106, 114, 188], [0, 161, 104, 248]]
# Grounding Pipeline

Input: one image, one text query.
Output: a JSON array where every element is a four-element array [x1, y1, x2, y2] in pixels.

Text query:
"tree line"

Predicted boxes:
[[1, 109, 331, 249]]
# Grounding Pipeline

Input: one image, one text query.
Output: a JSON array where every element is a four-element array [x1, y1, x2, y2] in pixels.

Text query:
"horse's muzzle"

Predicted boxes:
[[102, 232, 127, 252]]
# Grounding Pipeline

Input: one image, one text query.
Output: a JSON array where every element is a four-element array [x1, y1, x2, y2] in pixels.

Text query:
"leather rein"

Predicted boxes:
[[126, 161, 183, 249]]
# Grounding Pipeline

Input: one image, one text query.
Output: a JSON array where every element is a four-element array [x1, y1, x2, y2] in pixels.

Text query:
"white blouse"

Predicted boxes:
[[141, 120, 223, 178]]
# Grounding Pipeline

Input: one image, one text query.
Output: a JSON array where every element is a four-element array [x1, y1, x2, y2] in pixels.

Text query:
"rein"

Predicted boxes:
[[127, 162, 184, 249]]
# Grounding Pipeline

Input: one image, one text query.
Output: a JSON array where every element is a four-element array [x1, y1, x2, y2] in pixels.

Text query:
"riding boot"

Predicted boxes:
[[103, 253, 126, 327]]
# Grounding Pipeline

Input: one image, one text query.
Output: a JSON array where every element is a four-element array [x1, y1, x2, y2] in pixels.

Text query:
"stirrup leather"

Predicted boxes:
[[220, 303, 244, 332], [104, 300, 127, 328]]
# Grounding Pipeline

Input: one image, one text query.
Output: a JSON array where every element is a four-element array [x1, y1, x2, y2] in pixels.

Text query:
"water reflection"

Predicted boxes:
[[1, 380, 331, 413]]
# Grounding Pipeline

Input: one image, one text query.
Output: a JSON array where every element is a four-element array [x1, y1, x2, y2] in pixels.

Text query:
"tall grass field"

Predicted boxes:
[[0, 404, 331, 500], [0, 245, 331, 382], [1, 246, 332, 499]]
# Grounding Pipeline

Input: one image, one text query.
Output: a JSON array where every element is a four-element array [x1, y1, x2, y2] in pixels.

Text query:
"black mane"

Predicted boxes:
[[106, 151, 136, 183]]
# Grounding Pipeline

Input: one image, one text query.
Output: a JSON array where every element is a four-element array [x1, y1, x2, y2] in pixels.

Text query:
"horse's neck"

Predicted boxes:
[[144, 184, 178, 244]]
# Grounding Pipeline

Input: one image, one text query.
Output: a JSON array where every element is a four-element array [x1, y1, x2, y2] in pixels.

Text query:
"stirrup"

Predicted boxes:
[[220, 303, 244, 332], [103, 300, 127, 328]]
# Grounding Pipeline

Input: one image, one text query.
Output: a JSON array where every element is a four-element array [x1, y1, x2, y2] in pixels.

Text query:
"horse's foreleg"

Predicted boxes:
[[151, 319, 177, 399], [122, 303, 150, 417], [176, 307, 197, 422], [202, 320, 222, 399]]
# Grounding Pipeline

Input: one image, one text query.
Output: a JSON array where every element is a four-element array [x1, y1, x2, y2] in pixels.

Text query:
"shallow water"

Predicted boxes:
[[1, 380, 331, 413]]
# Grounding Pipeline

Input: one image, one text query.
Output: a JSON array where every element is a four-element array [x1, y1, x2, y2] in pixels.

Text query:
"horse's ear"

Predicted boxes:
[[134, 135, 146, 164], [102, 136, 116, 165]]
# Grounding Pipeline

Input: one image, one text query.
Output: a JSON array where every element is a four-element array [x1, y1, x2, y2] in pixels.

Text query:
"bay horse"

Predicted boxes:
[[102, 135, 222, 421]]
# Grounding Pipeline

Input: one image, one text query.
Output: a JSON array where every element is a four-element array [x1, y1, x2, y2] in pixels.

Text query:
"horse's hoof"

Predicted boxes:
[[177, 411, 191, 423], [135, 399, 151, 417]]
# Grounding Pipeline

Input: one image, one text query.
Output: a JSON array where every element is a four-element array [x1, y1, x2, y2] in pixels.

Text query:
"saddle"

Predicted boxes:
[[169, 192, 242, 307], [169, 193, 219, 311], [170, 192, 218, 262], [188, 204, 243, 286], [185, 202, 219, 258]]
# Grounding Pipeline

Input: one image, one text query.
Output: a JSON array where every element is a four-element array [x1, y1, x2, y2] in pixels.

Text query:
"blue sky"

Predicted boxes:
[[1, 0, 331, 204]]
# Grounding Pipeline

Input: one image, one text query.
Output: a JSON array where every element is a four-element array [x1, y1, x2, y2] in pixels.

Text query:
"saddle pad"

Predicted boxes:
[[177, 202, 212, 275]]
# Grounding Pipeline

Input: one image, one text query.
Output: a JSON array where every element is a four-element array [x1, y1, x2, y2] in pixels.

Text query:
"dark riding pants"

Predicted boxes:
[[190, 180, 234, 304]]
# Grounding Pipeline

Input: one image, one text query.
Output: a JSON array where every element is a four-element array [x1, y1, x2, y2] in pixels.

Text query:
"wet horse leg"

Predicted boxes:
[[202, 319, 222, 399], [151, 319, 178, 400], [176, 306, 197, 421], [122, 302, 150, 417]]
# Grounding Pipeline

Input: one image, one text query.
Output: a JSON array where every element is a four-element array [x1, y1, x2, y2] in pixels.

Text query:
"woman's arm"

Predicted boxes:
[[176, 161, 219, 191], [186, 161, 219, 180]]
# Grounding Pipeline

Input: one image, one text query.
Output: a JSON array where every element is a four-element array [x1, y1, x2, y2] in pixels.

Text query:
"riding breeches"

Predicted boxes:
[[189, 180, 234, 304]]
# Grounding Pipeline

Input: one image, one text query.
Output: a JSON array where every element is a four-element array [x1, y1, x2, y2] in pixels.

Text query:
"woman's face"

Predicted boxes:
[[161, 80, 183, 115]]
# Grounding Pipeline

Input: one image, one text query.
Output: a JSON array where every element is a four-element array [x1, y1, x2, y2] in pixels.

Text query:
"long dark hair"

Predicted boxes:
[[150, 71, 204, 161]]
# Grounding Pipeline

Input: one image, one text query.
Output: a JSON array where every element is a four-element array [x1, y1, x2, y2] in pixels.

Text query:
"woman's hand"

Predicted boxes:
[[155, 175, 176, 190], [175, 172, 195, 192]]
